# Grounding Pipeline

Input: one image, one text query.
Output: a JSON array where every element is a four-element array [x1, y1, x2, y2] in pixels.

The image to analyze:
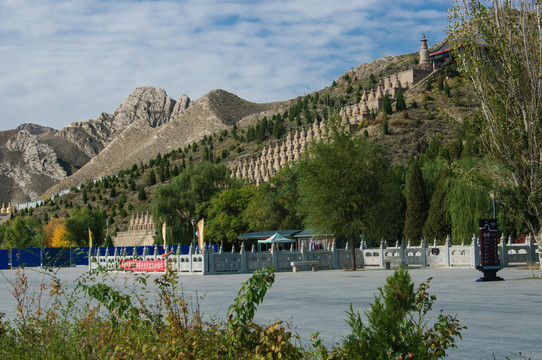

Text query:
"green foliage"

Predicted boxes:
[[382, 94, 392, 115], [423, 171, 451, 241], [449, 0, 542, 236], [444, 81, 451, 97], [245, 166, 304, 232], [395, 88, 406, 111], [338, 268, 464, 359], [206, 185, 255, 244], [4, 216, 44, 249], [227, 267, 275, 331], [137, 187, 146, 201], [411, 100, 418, 109], [146, 170, 156, 186], [65, 208, 105, 246], [425, 80, 432, 91], [446, 157, 493, 243], [437, 75, 444, 91], [297, 114, 402, 263], [151, 162, 232, 244], [381, 114, 389, 135], [404, 161, 428, 241]]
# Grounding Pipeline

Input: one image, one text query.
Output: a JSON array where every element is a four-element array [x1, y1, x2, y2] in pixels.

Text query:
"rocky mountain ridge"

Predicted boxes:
[[0, 86, 189, 204]]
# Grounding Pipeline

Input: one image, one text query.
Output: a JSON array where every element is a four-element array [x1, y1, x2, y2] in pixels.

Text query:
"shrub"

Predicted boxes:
[[336, 268, 465, 359]]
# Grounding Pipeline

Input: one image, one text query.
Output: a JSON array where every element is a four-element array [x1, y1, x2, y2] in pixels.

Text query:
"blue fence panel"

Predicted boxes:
[[11, 247, 41, 268], [42, 247, 70, 267], [0, 249, 8, 269], [71, 247, 89, 265]]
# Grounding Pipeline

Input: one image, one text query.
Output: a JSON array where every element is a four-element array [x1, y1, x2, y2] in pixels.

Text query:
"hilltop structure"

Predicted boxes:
[[112, 212, 156, 247], [235, 35, 436, 184]]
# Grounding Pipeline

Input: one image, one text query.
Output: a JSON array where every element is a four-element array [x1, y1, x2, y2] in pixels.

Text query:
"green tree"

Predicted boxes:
[[437, 74, 444, 91], [206, 186, 255, 244], [443, 80, 451, 97], [151, 162, 232, 244], [423, 171, 451, 242], [382, 94, 392, 115], [449, 0, 542, 238], [82, 189, 88, 203], [4, 216, 44, 249], [381, 114, 389, 135], [147, 170, 156, 186], [65, 208, 105, 246], [138, 187, 147, 201], [297, 114, 401, 270], [404, 161, 428, 242], [245, 166, 304, 232], [340, 268, 464, 359], [395, 88, 406, 111]]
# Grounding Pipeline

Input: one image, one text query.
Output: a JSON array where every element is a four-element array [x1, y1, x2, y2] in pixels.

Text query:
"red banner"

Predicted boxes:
[[119, 259, 165, 272]]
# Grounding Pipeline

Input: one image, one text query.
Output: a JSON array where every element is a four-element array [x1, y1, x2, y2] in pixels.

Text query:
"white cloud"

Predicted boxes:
[[0, 0, 451, 131]]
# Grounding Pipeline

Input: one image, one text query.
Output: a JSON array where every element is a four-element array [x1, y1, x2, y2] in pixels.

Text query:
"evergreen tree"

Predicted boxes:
[[138, 187, 147, 201], [382, 114, 389, 135], [444, 81, 451, 97], [437, 75, 444, 91], [425, 81, 432, 92], [404, 161, 428, 241], [129, 179, 136, 191], [147, 170, 156, 186], [82, 189, 88, 203], [423, 171, 450, 242], [382, 94, 392, 115], [172, 164, 179, 177], [395, 88, 406, 111]]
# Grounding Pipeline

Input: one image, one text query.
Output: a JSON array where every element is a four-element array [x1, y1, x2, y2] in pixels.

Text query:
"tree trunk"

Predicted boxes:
[[350, 238, 356, 271]]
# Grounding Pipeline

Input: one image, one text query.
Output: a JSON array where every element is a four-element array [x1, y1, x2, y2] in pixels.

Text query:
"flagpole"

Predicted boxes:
[[88, 228, 92, 272]]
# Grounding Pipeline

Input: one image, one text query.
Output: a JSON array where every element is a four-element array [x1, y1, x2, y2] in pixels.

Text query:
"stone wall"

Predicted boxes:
[[90, 234, 540, 275]]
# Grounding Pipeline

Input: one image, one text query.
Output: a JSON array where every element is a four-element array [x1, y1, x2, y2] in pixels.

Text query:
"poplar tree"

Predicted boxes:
[[404, 162, 428, 242], [382, 94, 392, 114], [423, 171, 450, 242], [449, 0, 542, 239], [395, 88, 406, 111]]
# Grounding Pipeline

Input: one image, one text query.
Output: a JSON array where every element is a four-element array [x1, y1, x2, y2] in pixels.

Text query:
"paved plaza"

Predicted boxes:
[[0, 266, 540, 359]]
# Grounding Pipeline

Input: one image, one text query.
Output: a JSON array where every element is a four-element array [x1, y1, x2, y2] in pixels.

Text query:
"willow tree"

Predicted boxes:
[[296, 114, 401, 270], [449, 1, 542, 239]]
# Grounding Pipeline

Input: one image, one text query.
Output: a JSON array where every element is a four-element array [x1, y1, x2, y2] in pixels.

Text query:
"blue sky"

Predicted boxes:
[[0, 0, 452, 131]]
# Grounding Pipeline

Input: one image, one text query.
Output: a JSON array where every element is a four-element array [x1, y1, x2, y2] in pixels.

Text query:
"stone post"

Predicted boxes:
[[420, 238, 427, 268], [239, 242, 248, 273], [471, 234, 479, 268], [301, 242, 307, 262], [332, 240, 338, 269], [208, 243, 215, 274], [400, 239, 406, 267], [358, 241, 365, 268], [270, 243, 278, 269], [499, 234, 508, 267], [153, 244, 158, 261], [445, 235, 451, 267], [379, 239, 386, 269], [188, 244, 193, 273]]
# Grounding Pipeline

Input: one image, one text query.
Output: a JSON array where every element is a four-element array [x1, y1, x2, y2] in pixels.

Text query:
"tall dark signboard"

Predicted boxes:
[[476, 219, 504, 281]]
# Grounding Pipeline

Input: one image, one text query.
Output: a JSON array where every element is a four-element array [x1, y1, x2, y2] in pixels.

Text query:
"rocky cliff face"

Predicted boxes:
[[44, 89, 288, 197], [0, 86, 189, 204]]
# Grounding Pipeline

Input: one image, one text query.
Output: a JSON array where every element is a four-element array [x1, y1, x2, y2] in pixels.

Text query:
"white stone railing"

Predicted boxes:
[[89, 235, 540, 275]]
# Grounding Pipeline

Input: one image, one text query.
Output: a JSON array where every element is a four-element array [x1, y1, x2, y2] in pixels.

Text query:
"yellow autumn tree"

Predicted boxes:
[[44, 218, 73, 247]]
